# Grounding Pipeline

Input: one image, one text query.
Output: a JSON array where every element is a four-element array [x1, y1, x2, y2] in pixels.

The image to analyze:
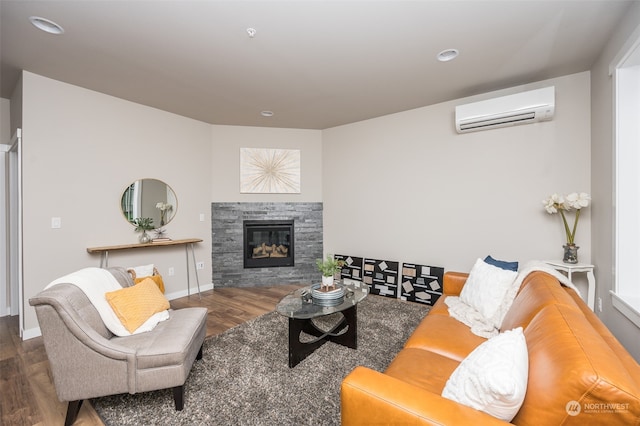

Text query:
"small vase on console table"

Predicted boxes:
[[563, 244, 579, 264], [139, 231, 152, 244]]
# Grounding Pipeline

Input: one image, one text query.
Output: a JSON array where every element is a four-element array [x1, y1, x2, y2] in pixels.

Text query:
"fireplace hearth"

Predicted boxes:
[[243, 220, 295, 268]]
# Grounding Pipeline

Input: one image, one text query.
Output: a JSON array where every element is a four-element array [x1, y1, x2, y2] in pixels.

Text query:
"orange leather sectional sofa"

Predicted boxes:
[[341, 270, 640, 425]]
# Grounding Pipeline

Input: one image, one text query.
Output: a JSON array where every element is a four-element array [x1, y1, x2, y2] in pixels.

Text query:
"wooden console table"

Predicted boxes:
[[87, 238, 203, 297]]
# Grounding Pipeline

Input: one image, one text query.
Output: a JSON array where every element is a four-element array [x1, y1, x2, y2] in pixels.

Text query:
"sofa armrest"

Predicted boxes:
[[443, 272, 468, 296], [342, 366, 508, 426]]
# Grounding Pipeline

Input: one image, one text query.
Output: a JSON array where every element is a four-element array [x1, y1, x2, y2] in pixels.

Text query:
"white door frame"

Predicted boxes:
[[8, 129, 23, 335], [0, 144, 9, 317]]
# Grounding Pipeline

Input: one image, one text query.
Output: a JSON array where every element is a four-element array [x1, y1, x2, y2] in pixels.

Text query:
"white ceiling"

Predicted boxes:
[[0, 0, 635, 129]]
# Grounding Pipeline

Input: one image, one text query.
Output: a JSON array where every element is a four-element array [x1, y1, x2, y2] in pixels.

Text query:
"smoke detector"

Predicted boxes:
[[437, 49, 459, 62]]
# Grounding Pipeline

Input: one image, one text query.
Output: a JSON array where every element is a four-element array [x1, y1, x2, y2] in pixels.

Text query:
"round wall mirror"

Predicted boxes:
[[121, 179, 177, 228]]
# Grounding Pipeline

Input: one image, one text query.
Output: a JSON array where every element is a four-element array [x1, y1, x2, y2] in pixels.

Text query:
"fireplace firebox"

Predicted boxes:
[[243, 220, 294, 268]]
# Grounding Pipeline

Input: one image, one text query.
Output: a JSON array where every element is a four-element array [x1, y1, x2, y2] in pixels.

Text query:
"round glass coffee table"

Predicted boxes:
[[276, 281, 368, 367]]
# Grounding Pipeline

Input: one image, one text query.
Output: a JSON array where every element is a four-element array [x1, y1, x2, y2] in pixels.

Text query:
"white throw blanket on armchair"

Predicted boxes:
[[445, 261, 581, 338], [46, 267, 169, 336]]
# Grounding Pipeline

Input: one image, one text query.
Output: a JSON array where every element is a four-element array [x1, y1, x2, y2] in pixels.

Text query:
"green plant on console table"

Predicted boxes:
[[132, 217, 155, 233]]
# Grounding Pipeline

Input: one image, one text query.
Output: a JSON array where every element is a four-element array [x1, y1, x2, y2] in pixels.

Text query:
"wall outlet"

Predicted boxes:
[[597, 297, 603, 312], [196, 262, 204, 270], [51, 217, 61, 229], [168, 267, 175, 276], [199, 213, 205, 222]]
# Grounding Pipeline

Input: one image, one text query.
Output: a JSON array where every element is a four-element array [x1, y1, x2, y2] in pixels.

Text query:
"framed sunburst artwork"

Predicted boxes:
[[240, 148, 301, 193]]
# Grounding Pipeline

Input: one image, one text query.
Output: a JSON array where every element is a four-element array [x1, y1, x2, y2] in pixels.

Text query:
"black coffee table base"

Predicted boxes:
[[288, 305, 357, 368]]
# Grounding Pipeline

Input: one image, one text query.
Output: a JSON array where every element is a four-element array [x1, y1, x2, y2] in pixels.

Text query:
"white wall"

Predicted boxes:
[[591, 1, 640, 361], [322, 72, 591, 289], [210, 124, 322, 202], [21, 72, 213, 335]]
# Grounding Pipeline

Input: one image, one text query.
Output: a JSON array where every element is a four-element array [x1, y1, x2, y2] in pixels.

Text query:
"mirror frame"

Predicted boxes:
[[121, 178, 177, 228]]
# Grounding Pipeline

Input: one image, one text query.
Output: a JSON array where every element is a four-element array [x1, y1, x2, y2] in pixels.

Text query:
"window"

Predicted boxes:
[[613, 26, 640, 327]]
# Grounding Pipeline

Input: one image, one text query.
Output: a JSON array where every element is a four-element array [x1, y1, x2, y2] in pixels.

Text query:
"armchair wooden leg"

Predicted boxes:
[[65, 400, 83, 426], [173, 385, 184, 411], [196, 344, 203, 360]]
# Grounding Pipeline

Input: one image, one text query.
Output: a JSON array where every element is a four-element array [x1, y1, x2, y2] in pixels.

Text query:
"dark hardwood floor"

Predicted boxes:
[[0, 284, 302, 426]]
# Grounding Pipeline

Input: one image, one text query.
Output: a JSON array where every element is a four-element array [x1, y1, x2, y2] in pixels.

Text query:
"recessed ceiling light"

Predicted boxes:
[[437, 48, 459, 62], [29, 16, 64, 35], [261, 111, 274, 117]]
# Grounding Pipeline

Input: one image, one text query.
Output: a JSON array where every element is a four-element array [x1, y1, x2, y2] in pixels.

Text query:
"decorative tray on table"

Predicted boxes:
[[310, 283, 345, 306]]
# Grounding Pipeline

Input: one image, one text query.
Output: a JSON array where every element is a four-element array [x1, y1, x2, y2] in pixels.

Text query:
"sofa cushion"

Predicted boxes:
[[385, 347, 460, 394], [404, 312, 487, 362], [513, 304, 640, 425], [459, 258, 517, 327], [441, 327, 528, 421], [563, 288, 640, 382], [426, 296, 450, 316], [111, 307, 208, 370], [500, 271, 578, 331]]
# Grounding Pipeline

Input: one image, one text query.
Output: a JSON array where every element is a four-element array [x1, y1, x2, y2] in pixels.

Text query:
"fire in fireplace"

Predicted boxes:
[[243, 220, 294, 268]]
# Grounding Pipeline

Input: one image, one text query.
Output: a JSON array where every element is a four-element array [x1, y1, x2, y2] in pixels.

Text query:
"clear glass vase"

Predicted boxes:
[[563, 244, 579, 264], [139, 231, 152, 244]]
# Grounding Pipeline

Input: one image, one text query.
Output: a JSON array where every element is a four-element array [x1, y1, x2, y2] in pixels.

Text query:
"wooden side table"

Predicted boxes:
[[544, 261, 595, 311], [87, 238, 203, 297]]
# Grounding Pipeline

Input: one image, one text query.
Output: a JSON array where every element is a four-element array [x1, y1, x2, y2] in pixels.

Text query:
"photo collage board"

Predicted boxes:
[[400, 263, 445, 305], [335, 254, 444, 306]]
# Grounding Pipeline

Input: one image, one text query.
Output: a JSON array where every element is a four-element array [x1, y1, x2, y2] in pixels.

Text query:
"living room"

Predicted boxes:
[[1, 0, 640, 424]]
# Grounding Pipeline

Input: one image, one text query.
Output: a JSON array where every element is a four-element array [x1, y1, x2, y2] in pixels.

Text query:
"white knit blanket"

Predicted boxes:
[[46, 267, 169, 336], [445, 261, 581, 338]]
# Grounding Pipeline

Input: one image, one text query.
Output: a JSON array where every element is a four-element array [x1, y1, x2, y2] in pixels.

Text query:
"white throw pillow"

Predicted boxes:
[[127, 263, 155, 278], [459, 258, 517, 328], [442, 327, 529, 421]]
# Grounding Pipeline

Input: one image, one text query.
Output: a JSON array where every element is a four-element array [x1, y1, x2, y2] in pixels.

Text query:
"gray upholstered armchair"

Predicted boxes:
[[29, 267, 207, 426]]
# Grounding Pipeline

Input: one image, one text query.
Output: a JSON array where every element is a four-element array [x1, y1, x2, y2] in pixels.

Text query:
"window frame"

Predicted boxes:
[[612, 24, 640, 327]]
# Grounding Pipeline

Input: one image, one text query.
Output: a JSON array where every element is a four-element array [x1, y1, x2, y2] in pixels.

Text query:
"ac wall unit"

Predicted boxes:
[[455, 86, 555, 133]]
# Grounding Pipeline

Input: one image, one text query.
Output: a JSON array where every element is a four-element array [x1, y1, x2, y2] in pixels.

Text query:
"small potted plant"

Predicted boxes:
[[132, 217, 155, 243], [316, 254, 345, 289]]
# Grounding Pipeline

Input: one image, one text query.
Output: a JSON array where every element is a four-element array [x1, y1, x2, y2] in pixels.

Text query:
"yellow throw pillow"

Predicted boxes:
[[134, 274, 165, 293], [105, 278, 170, 333]]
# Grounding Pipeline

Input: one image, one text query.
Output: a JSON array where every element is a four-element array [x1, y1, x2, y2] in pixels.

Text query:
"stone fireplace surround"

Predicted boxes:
[[211, 202, 323, 287]]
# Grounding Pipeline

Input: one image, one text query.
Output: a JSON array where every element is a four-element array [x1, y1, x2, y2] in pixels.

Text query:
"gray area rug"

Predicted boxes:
[[92, 295, 429, 425]]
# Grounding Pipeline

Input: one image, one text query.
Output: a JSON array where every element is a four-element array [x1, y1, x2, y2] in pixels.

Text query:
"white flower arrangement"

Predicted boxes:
[[156, 202, 173, 226], [542, 192, 591, 245], [156, 202, 173, 211]]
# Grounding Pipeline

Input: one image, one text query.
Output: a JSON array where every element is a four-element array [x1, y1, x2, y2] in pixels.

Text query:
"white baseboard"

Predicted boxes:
[[22, 326, 42, 340], [165, 282, 214, 301]]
